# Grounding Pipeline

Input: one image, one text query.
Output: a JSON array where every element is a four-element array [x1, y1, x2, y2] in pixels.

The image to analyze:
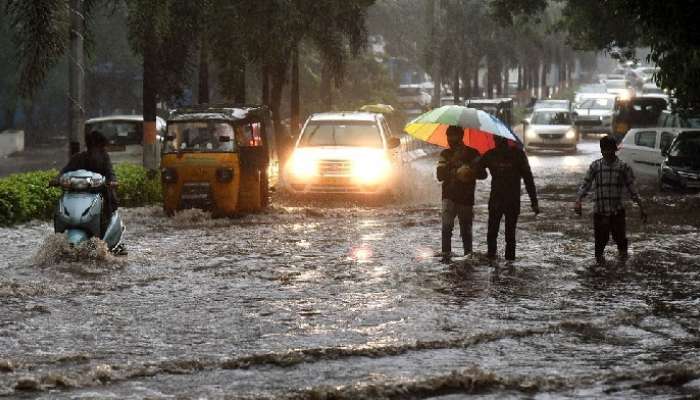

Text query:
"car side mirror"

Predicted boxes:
[[387, 136, 401, 149], [661, 147, 669, 157]]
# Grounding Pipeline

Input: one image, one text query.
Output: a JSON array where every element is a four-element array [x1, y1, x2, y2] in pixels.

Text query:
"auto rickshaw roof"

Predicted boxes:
[[168, 104, 270, 123]]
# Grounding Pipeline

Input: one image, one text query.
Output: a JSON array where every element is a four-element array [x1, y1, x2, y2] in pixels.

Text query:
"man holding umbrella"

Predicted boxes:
[[437, 125, 487, 260], [478, 136, 539, 262]]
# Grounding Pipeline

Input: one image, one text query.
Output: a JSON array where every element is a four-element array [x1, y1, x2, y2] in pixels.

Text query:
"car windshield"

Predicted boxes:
[[532, 111, 571, 125], [299, 121, 383, 148], [578, 98, 613, 110], [670, 133, 700, 158], [85, 120, 142, 146], [606, 80, 627, 89], [165, 121, 236, 152]]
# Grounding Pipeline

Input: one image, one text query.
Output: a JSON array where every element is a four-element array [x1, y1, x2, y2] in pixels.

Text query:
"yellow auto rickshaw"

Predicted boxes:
[[160, 105, 278, 216]]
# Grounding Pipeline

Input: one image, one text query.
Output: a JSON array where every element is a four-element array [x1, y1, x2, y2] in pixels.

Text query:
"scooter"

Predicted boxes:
[[51, 170, 125, 253]]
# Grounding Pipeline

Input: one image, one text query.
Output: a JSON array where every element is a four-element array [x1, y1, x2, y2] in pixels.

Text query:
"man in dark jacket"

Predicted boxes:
[[478, 136, 539, 261], [437, 125, 487, 259], [60, 130, 119, 232]]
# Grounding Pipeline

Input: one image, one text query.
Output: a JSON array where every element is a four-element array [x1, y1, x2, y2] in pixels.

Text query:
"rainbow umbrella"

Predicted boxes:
[[404, 105, 522, 154]]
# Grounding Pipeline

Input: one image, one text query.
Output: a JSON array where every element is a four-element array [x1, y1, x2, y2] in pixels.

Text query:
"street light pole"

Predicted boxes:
[[68, 0, 85, 157]]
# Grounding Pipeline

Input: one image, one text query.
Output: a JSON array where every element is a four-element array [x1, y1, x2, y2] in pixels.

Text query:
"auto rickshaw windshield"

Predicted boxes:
[[165, 121, 236, 152]]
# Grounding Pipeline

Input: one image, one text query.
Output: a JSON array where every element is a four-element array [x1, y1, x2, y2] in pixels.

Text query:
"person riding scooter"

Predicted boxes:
[[59, 130, 119, 234], [52, 130, 126, 254]]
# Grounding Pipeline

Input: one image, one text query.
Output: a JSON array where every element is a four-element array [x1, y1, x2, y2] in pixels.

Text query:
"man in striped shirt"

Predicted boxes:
[[575, 136, 647, 263]]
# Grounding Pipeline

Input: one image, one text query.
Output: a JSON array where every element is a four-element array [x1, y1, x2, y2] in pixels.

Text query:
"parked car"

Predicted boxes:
[[605, 79, 634, 100], [618, 128, 678, 178], [573, 95, 616, 135], [398, 84, 431, 114], [84, 115, 166, 165], [284, 112, 402, 198], [657, 110, 700, 131], [523, 107, 578, 153], [659, 130, 700, 191]]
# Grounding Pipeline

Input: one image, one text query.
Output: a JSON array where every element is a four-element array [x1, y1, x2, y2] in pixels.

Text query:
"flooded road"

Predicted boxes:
[[2, 138, 700, 399]]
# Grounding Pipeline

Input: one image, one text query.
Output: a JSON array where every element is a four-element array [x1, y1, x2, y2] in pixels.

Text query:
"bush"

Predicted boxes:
[[0, 164, 161, 226]]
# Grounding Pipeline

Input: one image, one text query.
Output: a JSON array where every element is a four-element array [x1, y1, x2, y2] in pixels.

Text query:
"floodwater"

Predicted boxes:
[[1, 139, 700, 399]]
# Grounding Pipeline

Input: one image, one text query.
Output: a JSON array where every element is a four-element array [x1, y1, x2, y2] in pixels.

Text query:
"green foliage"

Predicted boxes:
[[114, 163, 162, 207], [0, 164, 161, 226]]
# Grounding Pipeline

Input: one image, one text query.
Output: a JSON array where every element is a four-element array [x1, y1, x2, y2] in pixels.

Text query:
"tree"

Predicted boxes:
[[495, 0, 700, 111]]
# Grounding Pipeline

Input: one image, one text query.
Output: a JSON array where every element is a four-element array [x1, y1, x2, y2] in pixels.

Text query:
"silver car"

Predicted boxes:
[[523, 108, 578, 153], [573, 95, 616, 135]]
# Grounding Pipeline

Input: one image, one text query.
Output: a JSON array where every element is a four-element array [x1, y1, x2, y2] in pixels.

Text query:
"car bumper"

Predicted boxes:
[[661, 171, 700, 191], [525, 136, 577, 149], [285, 175, 394, 196]]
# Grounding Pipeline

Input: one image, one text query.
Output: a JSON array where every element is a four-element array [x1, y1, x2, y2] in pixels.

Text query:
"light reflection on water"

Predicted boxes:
[[0, 139, 699, 399]]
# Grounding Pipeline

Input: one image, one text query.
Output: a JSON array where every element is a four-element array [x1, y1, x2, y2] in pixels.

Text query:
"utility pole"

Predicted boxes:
[[428, 0, 441, 108], [68, 0, 85, 156]]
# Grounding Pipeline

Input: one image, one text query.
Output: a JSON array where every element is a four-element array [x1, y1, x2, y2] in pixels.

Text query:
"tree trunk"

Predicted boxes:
[[290, 45, 300, 139], [472, 63, 480, 97], [452, 68, 460, 104], [2, 107, 15, 131], [461, 66, 470, 102], [540, 58, 548, 98], [320, 60, 332, 112], [533, 62, 540, 98], [262, 63, 270, 106], [233, 62, 246, 104], [198, 41, 210, 104], [517, 64, 523, 92], [142, 36, 158, 170], [269, 62, 290, 163], [68, 0, 85, 156]]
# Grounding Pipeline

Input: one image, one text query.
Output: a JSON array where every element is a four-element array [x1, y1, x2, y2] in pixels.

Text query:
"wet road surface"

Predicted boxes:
[[1, 138, 700, 399]]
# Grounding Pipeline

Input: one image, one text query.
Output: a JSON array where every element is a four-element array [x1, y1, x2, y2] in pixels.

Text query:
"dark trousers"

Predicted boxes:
[[487, 204, 520, 260], [441, 199, 473, 255], [594, 210, 628, 258]]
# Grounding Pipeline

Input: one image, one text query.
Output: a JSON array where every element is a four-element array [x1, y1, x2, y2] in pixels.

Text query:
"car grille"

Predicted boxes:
[[319, 160, 352, 177], [538, 133, 565, 139]]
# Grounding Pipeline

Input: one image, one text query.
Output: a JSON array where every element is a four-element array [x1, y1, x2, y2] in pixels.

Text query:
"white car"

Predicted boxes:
[[84, 115, 166, 165], [618, 128, 678, 178], [640, 83, 669, 102], [574, 83, 608, 104], [284, 112, 401, 197], [573, 95, 616, 135], [523, 107, 578, 153], [398, 84, 431, 114], [605, 79, 634, 100]]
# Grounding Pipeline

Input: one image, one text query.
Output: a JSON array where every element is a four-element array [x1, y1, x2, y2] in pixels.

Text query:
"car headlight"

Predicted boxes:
[[525, 127, 537, 139], [352, 155, 391, 184], [619, 91, 631, 101], [565, 129, 576, 139], [288, 152, 317, 180]]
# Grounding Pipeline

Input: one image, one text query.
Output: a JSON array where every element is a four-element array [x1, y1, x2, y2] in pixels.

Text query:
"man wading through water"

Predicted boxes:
[[575, 135, 647, 264], [478, 136, 539, 262], [437, 125, 487, 261]]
